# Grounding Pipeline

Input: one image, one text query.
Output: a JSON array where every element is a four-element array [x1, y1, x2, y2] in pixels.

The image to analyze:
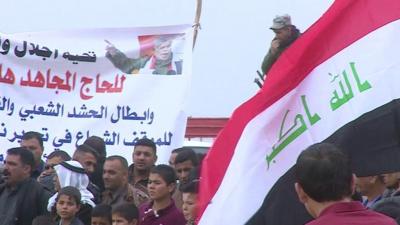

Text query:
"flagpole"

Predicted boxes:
[[192, 0, 202, 49]]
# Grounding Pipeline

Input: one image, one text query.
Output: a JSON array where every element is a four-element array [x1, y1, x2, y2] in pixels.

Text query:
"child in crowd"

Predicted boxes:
[[112, 203, 139, 225], [180, 178, 199, 225], [139, 164, 186, 225], [56, 186, 84, 225], [91, 204, 112, 225], [49, 160, 96, 225]]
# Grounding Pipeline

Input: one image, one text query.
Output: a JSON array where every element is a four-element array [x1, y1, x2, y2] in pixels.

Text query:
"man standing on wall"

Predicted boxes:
[[261, 14, 300, 77]]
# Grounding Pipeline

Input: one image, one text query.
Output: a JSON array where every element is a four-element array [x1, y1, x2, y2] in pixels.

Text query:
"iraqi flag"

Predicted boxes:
[[198, 1, 400, 225]]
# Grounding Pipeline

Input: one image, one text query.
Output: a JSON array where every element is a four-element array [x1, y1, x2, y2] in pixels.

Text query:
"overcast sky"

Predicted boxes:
[[1, 0, 333, 117]]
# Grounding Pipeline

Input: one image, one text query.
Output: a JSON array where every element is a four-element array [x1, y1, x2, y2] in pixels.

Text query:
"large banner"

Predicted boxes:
[[0, 25, 193, 164], [198, 1, 400, 225]]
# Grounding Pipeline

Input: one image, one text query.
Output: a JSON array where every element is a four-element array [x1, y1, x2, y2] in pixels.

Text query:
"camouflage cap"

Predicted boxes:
[[270, 14, 292, 30]]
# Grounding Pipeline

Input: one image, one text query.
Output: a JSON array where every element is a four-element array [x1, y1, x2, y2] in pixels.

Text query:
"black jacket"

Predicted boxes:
[[0, 178, 51, 225]]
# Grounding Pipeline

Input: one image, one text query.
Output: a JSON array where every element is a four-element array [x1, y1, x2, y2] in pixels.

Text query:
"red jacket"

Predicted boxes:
[[139, 200, 186, 225], [306, 201, 397, 225]]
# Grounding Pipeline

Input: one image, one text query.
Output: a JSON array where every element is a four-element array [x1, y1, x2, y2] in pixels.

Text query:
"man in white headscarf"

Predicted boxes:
[[48, 160, 96, 225]]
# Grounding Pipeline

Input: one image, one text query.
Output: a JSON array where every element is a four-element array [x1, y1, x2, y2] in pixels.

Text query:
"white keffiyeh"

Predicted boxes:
[[47, 160, 95, 211]]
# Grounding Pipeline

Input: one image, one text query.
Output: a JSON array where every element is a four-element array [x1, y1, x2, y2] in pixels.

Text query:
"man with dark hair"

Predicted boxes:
[[73, 144, 99, 176], [84, 136, 107, 192], [371, 173, 400, 223], [84, 136, 106, 161], [21, 131, 45, 179], [0, 147, 51, 225], [102, 155, 149, 208], [294, 143, 396, 225], [128, 138, 157, 195], [382, 171, 400, 196], [261, 14, 301, 76], [168, 147, 187, 167], [356, 174, 387, 208], [174, 149, 198, 185], [73, 144, 101, 203], [47, 150, 71, 161], [38, 150, 71, 192], [172, 148, 198, 210]]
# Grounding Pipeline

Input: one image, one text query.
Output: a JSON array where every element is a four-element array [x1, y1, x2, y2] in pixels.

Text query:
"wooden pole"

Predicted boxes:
[[192, 0, 202, 49]]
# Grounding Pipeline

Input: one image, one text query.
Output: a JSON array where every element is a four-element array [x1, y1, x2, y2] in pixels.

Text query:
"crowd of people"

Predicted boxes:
[[0, 131, 201, 225], [3, 130, 400, 225]]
